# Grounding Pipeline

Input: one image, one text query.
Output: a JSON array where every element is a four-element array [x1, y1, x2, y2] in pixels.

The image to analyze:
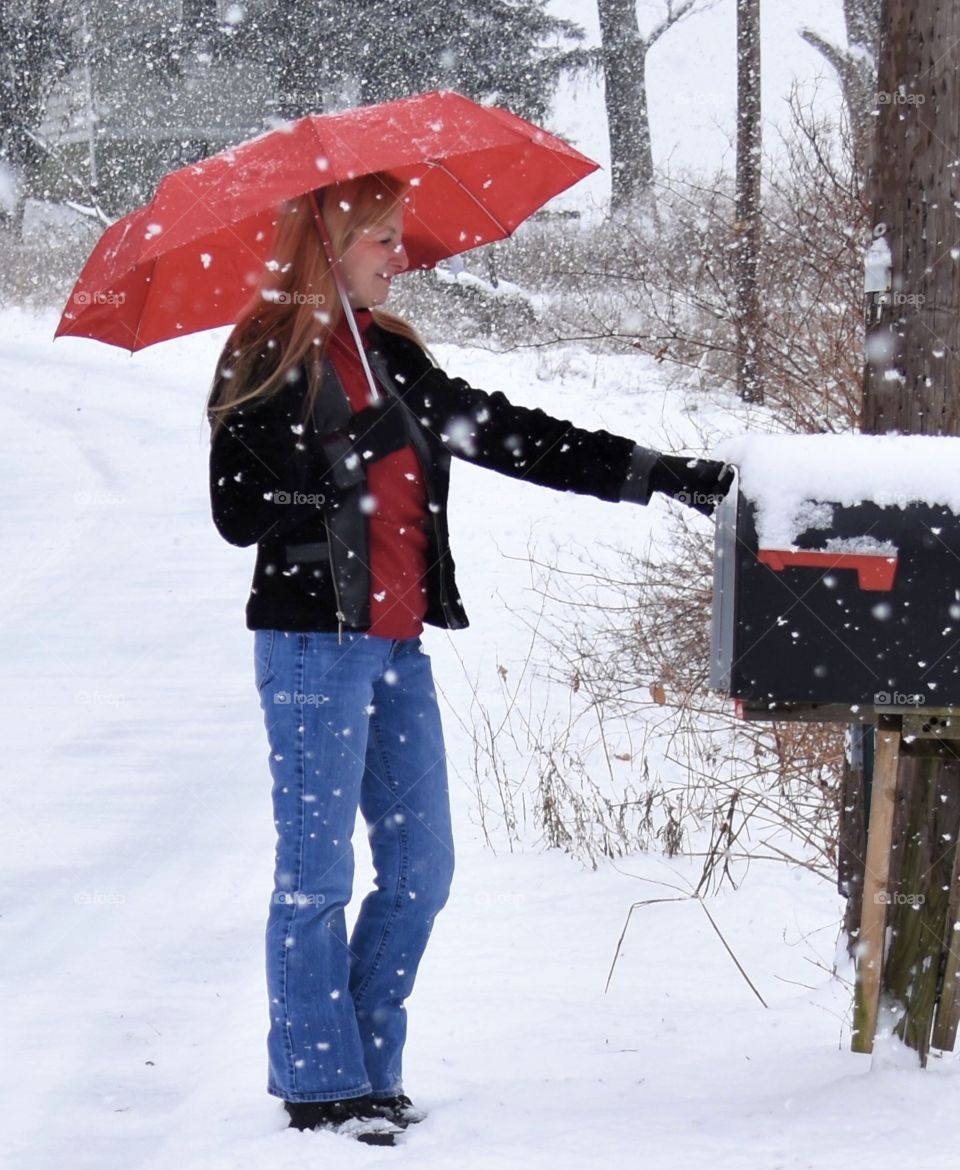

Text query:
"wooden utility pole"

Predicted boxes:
[[862, 0, 960, 434], [855, 0, 960, 1064], [735, 0, 763, 403]]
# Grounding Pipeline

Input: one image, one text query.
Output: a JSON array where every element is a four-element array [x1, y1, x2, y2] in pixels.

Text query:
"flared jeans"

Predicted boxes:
[[254, 629, 455, 1102]]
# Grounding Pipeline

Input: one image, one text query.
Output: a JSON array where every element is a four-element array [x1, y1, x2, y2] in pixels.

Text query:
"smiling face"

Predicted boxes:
[[340, 205, 408, 308]]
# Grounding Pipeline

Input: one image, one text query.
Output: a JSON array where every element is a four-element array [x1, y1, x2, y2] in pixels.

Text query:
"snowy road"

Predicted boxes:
[[2, 308, 958, 1170]]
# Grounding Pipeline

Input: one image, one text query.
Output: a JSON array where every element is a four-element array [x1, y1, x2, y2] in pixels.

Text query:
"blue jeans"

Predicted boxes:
[[254, 630, 455, 1102]]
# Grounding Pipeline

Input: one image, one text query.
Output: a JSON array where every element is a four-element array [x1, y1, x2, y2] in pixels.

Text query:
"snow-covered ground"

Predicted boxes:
[[3, 306, 960, 1170]]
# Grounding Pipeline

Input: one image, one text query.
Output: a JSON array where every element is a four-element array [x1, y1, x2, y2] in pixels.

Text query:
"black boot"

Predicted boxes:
[[284, 1096, 402, 1146], [368, 1093, 427, 1128]]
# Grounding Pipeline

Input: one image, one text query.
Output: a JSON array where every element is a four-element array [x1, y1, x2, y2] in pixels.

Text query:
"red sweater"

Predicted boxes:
[[327, 311, 430, 639]]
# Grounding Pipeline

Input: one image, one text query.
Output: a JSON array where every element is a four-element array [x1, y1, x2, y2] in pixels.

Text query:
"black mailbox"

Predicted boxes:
[[710, 436, 960, 719]]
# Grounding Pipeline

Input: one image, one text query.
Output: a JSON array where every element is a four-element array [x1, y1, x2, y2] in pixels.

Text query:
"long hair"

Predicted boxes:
[[207, 171, 425, 430]]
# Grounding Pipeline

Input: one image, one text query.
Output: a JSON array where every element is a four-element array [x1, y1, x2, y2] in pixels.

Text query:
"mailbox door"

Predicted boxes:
[[722, 500, 960, 707]]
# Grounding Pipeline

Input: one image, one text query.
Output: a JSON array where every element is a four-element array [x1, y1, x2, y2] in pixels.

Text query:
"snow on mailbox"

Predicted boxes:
[[709, 433, 960, 718]]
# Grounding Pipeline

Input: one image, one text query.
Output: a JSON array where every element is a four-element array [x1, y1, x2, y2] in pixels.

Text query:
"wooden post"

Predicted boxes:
[[852, 715, 901, 1053], [839, 723, 871, 952], [932, 818, 960, 1050]]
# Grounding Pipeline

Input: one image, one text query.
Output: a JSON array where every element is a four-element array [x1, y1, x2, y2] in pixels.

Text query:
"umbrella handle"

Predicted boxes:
[[308, 189, 381, 404]]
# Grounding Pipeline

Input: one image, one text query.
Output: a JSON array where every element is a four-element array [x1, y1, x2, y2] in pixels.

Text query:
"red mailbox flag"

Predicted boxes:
[[757, 549, 899, 591], [55, 90, 598, 352]]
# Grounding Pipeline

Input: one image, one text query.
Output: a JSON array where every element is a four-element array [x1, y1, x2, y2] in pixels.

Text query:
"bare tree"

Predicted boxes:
[[800, 0, 881, 180], [735, 0, 762, 402], [597, 0, 716, 212]]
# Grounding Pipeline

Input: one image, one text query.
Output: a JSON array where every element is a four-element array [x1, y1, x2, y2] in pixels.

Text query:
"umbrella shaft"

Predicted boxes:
[[308, 190, 381, 403]]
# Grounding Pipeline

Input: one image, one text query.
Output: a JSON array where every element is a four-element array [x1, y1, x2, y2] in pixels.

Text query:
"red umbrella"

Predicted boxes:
[[55, 90, 598, 352]]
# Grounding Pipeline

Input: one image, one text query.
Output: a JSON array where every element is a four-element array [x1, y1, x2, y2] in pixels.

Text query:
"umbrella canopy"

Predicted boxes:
[[55, 90, 598, 352]]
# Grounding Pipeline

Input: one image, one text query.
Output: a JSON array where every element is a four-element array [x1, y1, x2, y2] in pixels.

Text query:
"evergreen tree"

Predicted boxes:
[[244, 0, 587, 123]]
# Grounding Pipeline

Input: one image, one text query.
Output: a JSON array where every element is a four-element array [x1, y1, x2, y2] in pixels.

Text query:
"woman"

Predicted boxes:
[[207, 172, 732, 1146]]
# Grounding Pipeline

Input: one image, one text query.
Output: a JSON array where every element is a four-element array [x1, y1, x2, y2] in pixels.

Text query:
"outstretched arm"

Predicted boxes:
[[381, 340, 733, 515]]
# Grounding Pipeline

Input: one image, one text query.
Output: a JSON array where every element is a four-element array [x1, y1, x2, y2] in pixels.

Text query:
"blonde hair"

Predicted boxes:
[[207, 171, 425, 429]]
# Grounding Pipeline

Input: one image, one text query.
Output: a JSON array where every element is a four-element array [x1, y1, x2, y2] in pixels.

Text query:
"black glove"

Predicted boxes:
[[648, 454, 735, 517]]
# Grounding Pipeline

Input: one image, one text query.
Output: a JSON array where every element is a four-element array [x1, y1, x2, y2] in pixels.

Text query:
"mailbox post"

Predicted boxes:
[[711, 433, 960, 1060]]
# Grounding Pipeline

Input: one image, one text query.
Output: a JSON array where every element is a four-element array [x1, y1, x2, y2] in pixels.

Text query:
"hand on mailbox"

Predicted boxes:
[[620, 445, 735, 517], [650, 455, 734, 516]]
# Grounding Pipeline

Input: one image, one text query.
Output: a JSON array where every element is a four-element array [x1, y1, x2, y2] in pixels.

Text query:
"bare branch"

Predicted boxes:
[[798, 27, 850, 79], [647, 0, 718, 48]]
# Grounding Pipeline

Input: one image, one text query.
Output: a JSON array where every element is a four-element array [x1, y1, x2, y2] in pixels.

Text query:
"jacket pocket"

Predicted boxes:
[[284, 540, 334, 600]]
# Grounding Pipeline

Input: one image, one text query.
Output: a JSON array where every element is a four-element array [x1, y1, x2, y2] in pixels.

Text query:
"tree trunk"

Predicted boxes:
[[735, 0, 762, 403], [597, 0, 654, 212], [800, 0, 881, 182]]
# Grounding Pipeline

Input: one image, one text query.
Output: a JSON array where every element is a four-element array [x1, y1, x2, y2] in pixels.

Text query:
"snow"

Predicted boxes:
[[716, 433, 960, 548], [3, 306, 960, 1168], [864, 235, 892, 294], [823, 536, 897, 556]]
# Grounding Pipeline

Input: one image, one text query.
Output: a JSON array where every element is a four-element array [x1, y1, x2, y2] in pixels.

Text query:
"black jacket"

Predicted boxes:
[[209, 323, 646, 633]]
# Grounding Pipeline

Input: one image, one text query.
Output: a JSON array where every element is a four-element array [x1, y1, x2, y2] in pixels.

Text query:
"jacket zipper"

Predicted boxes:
[[430, 505, 454, 625], [397, 419, 454, 624], [313, 357, 355, 645], [322, 512, 345, 644]]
